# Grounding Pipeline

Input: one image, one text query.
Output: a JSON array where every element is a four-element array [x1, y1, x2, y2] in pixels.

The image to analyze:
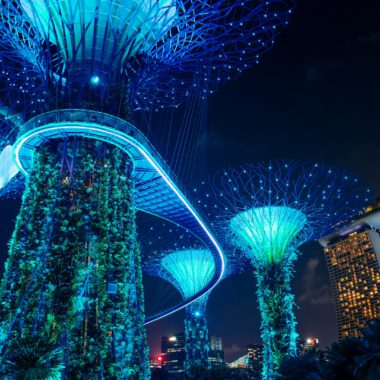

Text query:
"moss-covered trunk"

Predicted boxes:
[[255, 261, 297, 380], [184, 300, 209, 370], [0, 139, 149, 379]]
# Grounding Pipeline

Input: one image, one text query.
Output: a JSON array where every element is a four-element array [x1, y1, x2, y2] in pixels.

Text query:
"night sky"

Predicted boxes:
[[1, 0, 380, 364], [144, 0, 380, 361]]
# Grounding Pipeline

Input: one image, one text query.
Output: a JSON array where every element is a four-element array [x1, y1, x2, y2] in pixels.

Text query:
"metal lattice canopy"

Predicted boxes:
[[194, 160, 372, 266], [141, 220, 247, 307], [161, 249, 216, 300], [142, 222, 215, 303], [0, 0, 295, 116]]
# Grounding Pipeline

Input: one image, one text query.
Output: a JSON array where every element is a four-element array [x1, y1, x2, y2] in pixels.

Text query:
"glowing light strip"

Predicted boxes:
[[13, 123, 225, 324]]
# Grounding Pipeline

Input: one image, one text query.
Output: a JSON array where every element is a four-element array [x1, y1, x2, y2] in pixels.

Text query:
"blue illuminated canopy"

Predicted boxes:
[[161, 249, 216, 299], [0, 0, 296, 112]]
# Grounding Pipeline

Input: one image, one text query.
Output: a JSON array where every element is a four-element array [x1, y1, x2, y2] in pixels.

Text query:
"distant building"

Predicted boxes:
[[320, 206, 380, 341], [298, 337, 320, 356], [228, 354, 248, 369], [304, 337, 319, 351], [161, 333, 186, 373], [210, 335, 223, 351], [149, 356, 163, 369], [247, 344, 263, 378], [228, 343, 263, 380], [208, 335, 225, 367]]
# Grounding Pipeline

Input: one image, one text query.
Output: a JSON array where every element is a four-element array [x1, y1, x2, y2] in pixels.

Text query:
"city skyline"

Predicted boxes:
[[153, 332, 321, 366]]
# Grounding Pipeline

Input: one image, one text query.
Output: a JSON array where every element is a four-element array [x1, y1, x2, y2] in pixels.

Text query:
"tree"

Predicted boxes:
[[354, 319, 380, 380], [279, 353, 323, 380], [0, 338, 64, 380]]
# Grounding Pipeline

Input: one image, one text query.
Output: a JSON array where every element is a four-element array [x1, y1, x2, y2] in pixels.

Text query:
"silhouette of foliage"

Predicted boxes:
[[278, 319, 380, 380], [0, 338, 64, 380]]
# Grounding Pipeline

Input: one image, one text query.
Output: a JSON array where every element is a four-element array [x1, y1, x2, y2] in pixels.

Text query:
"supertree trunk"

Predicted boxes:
[[184, 300, 210, 370], [0, 139, 149, 379], [255, 260, 297, 380]]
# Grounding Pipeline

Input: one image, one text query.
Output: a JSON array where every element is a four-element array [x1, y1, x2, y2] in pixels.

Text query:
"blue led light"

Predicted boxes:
[[0, 0, 296, 112], [90, 75, 100, 85]]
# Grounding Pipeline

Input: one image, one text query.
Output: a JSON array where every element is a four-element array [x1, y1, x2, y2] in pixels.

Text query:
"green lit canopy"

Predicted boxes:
[[229, 206, 307, 265], [161, 249, 216, 299], [20, 0, 176, 67]]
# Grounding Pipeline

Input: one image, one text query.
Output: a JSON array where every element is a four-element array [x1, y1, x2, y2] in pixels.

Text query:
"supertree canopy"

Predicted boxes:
[[161, 249, 216, 300], [195, 160, 372, 379], [0, 0, 296, 193], [229, 206, 308, 265], [0, 0, 295, 117]]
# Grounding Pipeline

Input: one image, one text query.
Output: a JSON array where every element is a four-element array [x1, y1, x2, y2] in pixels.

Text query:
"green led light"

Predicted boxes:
[[161, 249, 215, 299], [20, 0, 177, 63], [229, 206, 307, 264]]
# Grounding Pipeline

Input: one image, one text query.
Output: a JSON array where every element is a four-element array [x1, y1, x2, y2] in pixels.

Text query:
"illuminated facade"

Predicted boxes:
[[320, 209, 380, 341], [298, 337, 320, 356], [196, 161, 371, 379], [247, 344, 264, 377], [209, 336, 225, 368], [161, 333, 186, 373], [227, 343, 263, 377], [228, 354, 248, 369]]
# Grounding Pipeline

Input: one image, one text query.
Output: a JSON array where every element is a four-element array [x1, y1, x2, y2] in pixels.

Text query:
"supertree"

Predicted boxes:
[[162, 249, 215, 370], [0, 0, 295, 377], [142, 222, 247, 370], [195, 161, 372, 379]]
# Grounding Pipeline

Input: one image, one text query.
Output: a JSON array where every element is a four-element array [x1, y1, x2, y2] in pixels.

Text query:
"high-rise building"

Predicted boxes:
[[320, 206, 380, 341], [247, 344, 263, 378], [209, 336, 225, 367], [161, 333, 186, 373]]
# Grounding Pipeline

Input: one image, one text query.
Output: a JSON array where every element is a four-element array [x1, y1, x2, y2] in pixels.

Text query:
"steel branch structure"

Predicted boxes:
[[0, 0, 295, 115], [195, 160, 372, 379]]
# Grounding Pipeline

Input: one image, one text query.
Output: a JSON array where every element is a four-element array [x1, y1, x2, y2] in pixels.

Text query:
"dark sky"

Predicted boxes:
[[145, 0, 380, 361], [1, 0, 380, 364]]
